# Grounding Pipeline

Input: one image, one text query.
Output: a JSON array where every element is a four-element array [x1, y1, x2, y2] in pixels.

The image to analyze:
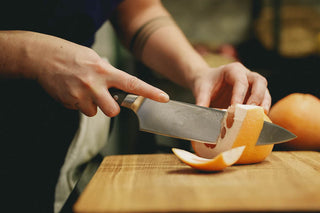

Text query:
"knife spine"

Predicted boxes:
[[121, 94, 145, 113]]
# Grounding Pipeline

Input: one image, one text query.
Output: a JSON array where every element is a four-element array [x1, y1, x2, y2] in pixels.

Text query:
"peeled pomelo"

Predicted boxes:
[[172, 146, 245, 172], [192, 104, 273, 164], [269, 93, 320, 150]]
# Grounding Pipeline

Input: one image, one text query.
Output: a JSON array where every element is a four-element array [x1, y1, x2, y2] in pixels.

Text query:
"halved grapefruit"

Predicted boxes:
[[191, 104, 273, 164]]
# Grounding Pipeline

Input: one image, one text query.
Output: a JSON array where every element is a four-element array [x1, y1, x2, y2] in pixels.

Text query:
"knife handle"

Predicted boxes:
[[109, 88, 128, 105], [109, 88, 143, 113]]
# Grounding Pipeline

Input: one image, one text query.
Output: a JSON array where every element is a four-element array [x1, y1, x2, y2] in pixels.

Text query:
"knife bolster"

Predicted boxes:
[[121, 94, 145, 113]]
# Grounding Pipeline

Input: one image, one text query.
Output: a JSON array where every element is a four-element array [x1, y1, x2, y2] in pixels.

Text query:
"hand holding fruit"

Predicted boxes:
[[192, 62, 271, 113]]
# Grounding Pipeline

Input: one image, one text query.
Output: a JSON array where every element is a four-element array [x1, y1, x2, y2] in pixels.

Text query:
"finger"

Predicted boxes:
[[63, 102, 77, 110], [93, 89, 120, 117], [230, 80, 248, 105], [77, 100, 98, 117], [58, 87, 98, 116], [223, 63, 249, 105], [109, 69, 169, 103], [262, 89, 272, 114], [246, 72, 268, 106], [195, 82, 213, 107]]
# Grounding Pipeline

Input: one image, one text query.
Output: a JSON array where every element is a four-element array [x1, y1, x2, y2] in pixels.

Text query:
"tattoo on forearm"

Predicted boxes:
[[129, 16, 175, 60]]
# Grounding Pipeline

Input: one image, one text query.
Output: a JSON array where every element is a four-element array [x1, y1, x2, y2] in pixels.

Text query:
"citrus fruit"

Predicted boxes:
[[192, 104, 274, 164], [172, 146, 245, 172], [269, 93, 320, 150]]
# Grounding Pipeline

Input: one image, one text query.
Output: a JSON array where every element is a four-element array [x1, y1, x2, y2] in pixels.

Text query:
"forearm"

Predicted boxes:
[[112, 0, 209, 90], [0, 30, 87, 80], [0, 31, 44, 79], [140, 21, 209, 89]]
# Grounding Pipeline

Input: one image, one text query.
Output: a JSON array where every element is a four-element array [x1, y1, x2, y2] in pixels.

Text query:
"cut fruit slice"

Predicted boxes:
[[192, 104, 273, 164], [172, 146, 245, 172]]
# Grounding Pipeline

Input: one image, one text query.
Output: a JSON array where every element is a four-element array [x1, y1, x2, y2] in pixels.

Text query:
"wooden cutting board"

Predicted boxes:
[[73, 151, 320, 213]]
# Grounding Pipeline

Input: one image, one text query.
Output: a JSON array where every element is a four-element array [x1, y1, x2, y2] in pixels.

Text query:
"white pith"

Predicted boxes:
[[173, 146, 245, 166], [193, 104, 259, 159], [221, 146, 245, 165], [173, 148, 212, 164]]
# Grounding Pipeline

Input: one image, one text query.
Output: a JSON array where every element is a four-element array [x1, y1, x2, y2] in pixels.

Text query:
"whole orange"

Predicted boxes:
[[269, 93, 320, 150]]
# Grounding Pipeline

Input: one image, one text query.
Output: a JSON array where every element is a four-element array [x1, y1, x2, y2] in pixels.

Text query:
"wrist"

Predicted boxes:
[[0, 31, 42, 79], [181, 54, 211, 92]]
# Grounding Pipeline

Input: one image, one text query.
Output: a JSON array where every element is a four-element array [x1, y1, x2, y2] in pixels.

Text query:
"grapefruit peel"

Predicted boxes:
[[172, 146, 245, 172]]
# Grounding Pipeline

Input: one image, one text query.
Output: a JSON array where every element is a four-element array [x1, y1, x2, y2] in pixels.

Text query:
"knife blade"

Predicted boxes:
[[110, 89, 296, 145]]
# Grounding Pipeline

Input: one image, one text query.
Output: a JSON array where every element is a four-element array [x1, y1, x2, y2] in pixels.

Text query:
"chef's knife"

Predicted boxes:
[[110, 89, 296, 145]]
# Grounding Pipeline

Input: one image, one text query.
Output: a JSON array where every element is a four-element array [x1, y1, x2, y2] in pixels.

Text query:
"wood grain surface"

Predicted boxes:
[[73, 151, 320, 213]]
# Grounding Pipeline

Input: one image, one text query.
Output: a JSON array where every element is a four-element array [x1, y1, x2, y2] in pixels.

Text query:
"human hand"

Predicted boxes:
[[33, 34, 169, 117], [192, 62, 271, 113]]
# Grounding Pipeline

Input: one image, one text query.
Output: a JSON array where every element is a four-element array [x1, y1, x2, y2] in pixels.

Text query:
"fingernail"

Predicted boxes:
[[263, 104, 270, 114], [159, 92, 170, 102]]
